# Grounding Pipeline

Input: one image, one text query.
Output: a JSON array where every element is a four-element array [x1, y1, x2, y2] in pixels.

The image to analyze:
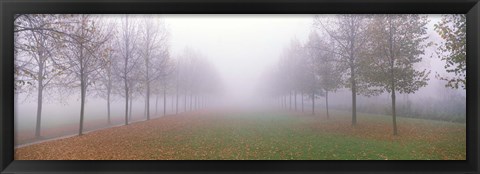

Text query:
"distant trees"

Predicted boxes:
[[305, 31, 342, 118], [138, 16, 171, 120], [175, 48, 221, 112], [434, 14, 466, 89]]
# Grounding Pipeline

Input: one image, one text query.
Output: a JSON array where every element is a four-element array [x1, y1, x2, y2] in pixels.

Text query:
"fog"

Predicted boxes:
[[14, 14, 465, 146], [165, 15, 313, 104]]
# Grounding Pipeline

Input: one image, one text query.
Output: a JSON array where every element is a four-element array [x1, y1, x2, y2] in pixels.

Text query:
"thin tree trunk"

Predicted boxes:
[[155, 94, 159, 116], [176, 88, 179, 114], [190, 93, 193, 111], [392, 89, 397, 135], [146, 82, 150, 120], [144, 96, 147, 118], [125, 87, 129, 125], [163, 87, 167, 116], [312, 91, 315, 115], [351, 65, 357, 126], [289, 91, 292, 110], [171, 95, 174, 111], [389, 17, 398, 135], [301, 92, 304, 112], [294, 90, 297, 111], [184, 90, 187, 112], [124, 15, 130, 126], [129, 94, 133, 120], [107, 88, 111, 124], [326, 90, 329, 119]]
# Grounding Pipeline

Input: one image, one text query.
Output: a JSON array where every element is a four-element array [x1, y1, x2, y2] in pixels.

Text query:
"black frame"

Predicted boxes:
[[1, 0, 479, 173]]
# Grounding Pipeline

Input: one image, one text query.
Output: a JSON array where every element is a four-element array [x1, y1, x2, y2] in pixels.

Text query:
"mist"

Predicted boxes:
[[14, 14, 466, 147]]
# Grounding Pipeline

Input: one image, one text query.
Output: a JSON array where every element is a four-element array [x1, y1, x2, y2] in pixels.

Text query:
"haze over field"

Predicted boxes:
[[14, 14, 466, 160]]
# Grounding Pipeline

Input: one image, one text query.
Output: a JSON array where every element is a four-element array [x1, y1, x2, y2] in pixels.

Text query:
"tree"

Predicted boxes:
[[434, 14, 466, 89], [93, 18, 119, 125], [113, 14, 141, 125], [305, 31, 342, 118], [61, 14, 111, 135], [95, 40, 116, 125], [138, 16, 170, 120], [360, 14, 430, 135], [314, 14, 371, 125], [14, 14, 68, 138]]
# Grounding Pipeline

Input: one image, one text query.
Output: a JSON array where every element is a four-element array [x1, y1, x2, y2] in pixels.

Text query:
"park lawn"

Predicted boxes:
[[15, 109, 466, 160]]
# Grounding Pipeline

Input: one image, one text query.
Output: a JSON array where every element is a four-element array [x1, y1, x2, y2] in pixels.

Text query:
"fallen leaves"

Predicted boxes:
[[14, 109, 466, 160]]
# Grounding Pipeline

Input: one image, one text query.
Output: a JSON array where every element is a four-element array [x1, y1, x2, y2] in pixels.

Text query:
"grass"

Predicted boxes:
[[15, 109, 466, 160]]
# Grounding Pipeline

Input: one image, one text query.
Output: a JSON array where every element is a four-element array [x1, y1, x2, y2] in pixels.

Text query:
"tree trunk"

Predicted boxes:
[[289, 91, 292, 110], [351, 65, 357, 126], [388, 17, 398, 135], [107, 88, 111, 124], [129, 94, 133, 120], [79, 76, 86, 136], [184, 90, 187, 112], [392, 89, 397, 135], [146, 82, 150, 120], [301, 92, 304, 112], [163, 87, 167, 116], [35, 73, 43, 138], [312, 91, 315, 115], [190, 93, 193, 111], [125, 87, 129, 125], [176, 88, 179, 114], [144, 95, 147, 118], [155, 94, 159, 116], [294, 90, 297, 111], [326, 90, 329, 119], [124, 15, 130, 126]]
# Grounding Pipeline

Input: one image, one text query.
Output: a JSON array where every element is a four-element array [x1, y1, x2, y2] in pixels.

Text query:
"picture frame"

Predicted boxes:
[[1, 0, 479, 173]]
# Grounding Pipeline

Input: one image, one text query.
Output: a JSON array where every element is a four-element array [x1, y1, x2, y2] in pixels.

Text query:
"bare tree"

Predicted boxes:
[[113, 14, 141, 125], [14, 14, 68, 138], [138, 16, 170, 120], [61, 14, 111, 135]]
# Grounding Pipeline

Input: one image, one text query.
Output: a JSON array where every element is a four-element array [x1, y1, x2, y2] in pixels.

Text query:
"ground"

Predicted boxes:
[[15, 109, 466, 160]]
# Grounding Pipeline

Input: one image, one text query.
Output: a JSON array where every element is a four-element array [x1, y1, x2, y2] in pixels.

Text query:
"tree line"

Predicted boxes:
[[262, 14, 466, 135], [14, 14, 222, 138]]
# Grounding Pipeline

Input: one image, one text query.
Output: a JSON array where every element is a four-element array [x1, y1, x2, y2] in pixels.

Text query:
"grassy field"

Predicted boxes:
[[15, 109, 466, 160]]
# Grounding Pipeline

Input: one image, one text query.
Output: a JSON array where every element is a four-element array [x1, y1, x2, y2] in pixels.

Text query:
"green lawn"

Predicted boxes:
[[15, 109, 466, 160]]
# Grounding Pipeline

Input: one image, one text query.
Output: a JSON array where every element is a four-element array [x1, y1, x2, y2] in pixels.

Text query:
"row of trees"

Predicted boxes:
[[262, 14, 465, 135], [14, 14, 222, 138]]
